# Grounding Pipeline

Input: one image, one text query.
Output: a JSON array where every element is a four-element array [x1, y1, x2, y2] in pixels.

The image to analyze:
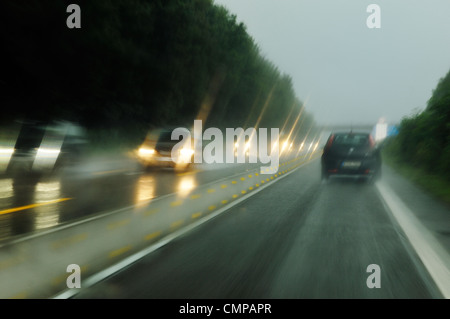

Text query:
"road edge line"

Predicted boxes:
[[376, 181, 450, 299]]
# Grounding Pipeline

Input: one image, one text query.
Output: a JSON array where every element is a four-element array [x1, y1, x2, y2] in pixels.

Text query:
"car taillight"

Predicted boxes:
[[324, 134, 335, 153], [369, 135, 375, 148]]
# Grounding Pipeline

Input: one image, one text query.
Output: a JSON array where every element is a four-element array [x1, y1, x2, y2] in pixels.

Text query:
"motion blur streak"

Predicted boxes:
[[32, 126, 66, 171], [135, 175, 156, 207], [0, 198, 71, 216], [34, 181, 62, 230], [0, 126, 20, 174], [177, 176, 197, 197], [0, 179, 13, 199]]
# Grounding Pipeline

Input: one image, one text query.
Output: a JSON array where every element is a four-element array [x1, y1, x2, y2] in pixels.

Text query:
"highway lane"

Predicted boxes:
[[0, 150, 280, 242], [72, 159, 445, 299], [0, 150, 316, 298]]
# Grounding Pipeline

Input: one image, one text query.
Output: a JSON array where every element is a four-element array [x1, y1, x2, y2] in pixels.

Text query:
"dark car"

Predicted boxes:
[[6, 120, 88, 175], [321, 131, 381, 181]]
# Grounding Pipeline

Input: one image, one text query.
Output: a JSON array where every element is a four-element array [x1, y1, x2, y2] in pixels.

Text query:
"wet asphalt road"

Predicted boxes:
[[0, 153, 262, 242], [72, 159, 444, 299]]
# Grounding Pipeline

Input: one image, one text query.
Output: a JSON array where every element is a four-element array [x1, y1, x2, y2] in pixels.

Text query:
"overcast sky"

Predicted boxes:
[[213, 0, 450, 127]]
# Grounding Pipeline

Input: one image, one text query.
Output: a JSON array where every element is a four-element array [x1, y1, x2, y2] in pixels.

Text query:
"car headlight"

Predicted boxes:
[[0, 148, 15, 155], [179, 148, 194, 157], [138, 148, 155, 156], [36, 148, 61, 157]]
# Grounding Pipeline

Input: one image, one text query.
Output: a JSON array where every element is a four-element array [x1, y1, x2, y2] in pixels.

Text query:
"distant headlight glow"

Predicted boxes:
[[179, 148, 194, 157], [0, 148, 15, 155], [37, 148, 60, 155], [139, 148, 155, 156]]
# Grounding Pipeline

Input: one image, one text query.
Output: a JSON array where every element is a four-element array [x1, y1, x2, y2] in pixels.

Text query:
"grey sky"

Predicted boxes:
[[213, 0, 450, 127]]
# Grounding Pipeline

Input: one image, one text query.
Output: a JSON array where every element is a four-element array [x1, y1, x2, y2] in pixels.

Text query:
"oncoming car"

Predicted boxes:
[[321, 131, 381, 181], [5, 120, 87, 175], [136, 127, 196, 171]]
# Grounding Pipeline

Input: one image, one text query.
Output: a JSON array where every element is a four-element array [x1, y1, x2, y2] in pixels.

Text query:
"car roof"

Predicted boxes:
[[332, 131, 370, 135], [330, 131, 372, 138], [150, 126, 191, 133]]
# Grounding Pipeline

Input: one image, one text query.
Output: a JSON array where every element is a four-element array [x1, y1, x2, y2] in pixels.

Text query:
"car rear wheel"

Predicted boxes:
[[373, 167, 382, 181], [321, 167, 329, 181]]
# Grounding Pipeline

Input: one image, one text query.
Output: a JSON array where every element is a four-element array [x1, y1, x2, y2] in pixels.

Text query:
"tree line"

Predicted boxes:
[[385, 68, 450, 181], [1, 0, 317, 148]]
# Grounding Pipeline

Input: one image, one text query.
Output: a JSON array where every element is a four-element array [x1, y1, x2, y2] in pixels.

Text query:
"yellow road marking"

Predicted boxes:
[[176, 169, 201, 177], [107, 219, 130, 230], [52, 233, 88, 250], [144, 231, 162, 241], [170, 220, 184, 229], [143, 208, 160, 216], [190, 194, 201, 200], [109, 245, 132, 258], [170, 200, 183, 207], [0, 198, 72, 215], [192, 212, 202, 219]]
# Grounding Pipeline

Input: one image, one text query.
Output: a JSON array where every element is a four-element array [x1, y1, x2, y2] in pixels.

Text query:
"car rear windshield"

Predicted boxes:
[[156, 129, 190, 144], [333, 134, 370, 147], [157, 131, 174, 144], [15, 125, 46, 150]]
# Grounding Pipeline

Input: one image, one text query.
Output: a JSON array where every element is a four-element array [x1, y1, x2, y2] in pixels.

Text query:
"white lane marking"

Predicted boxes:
[[376, 181, 450, 299], [52, 156, 320, 299]]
